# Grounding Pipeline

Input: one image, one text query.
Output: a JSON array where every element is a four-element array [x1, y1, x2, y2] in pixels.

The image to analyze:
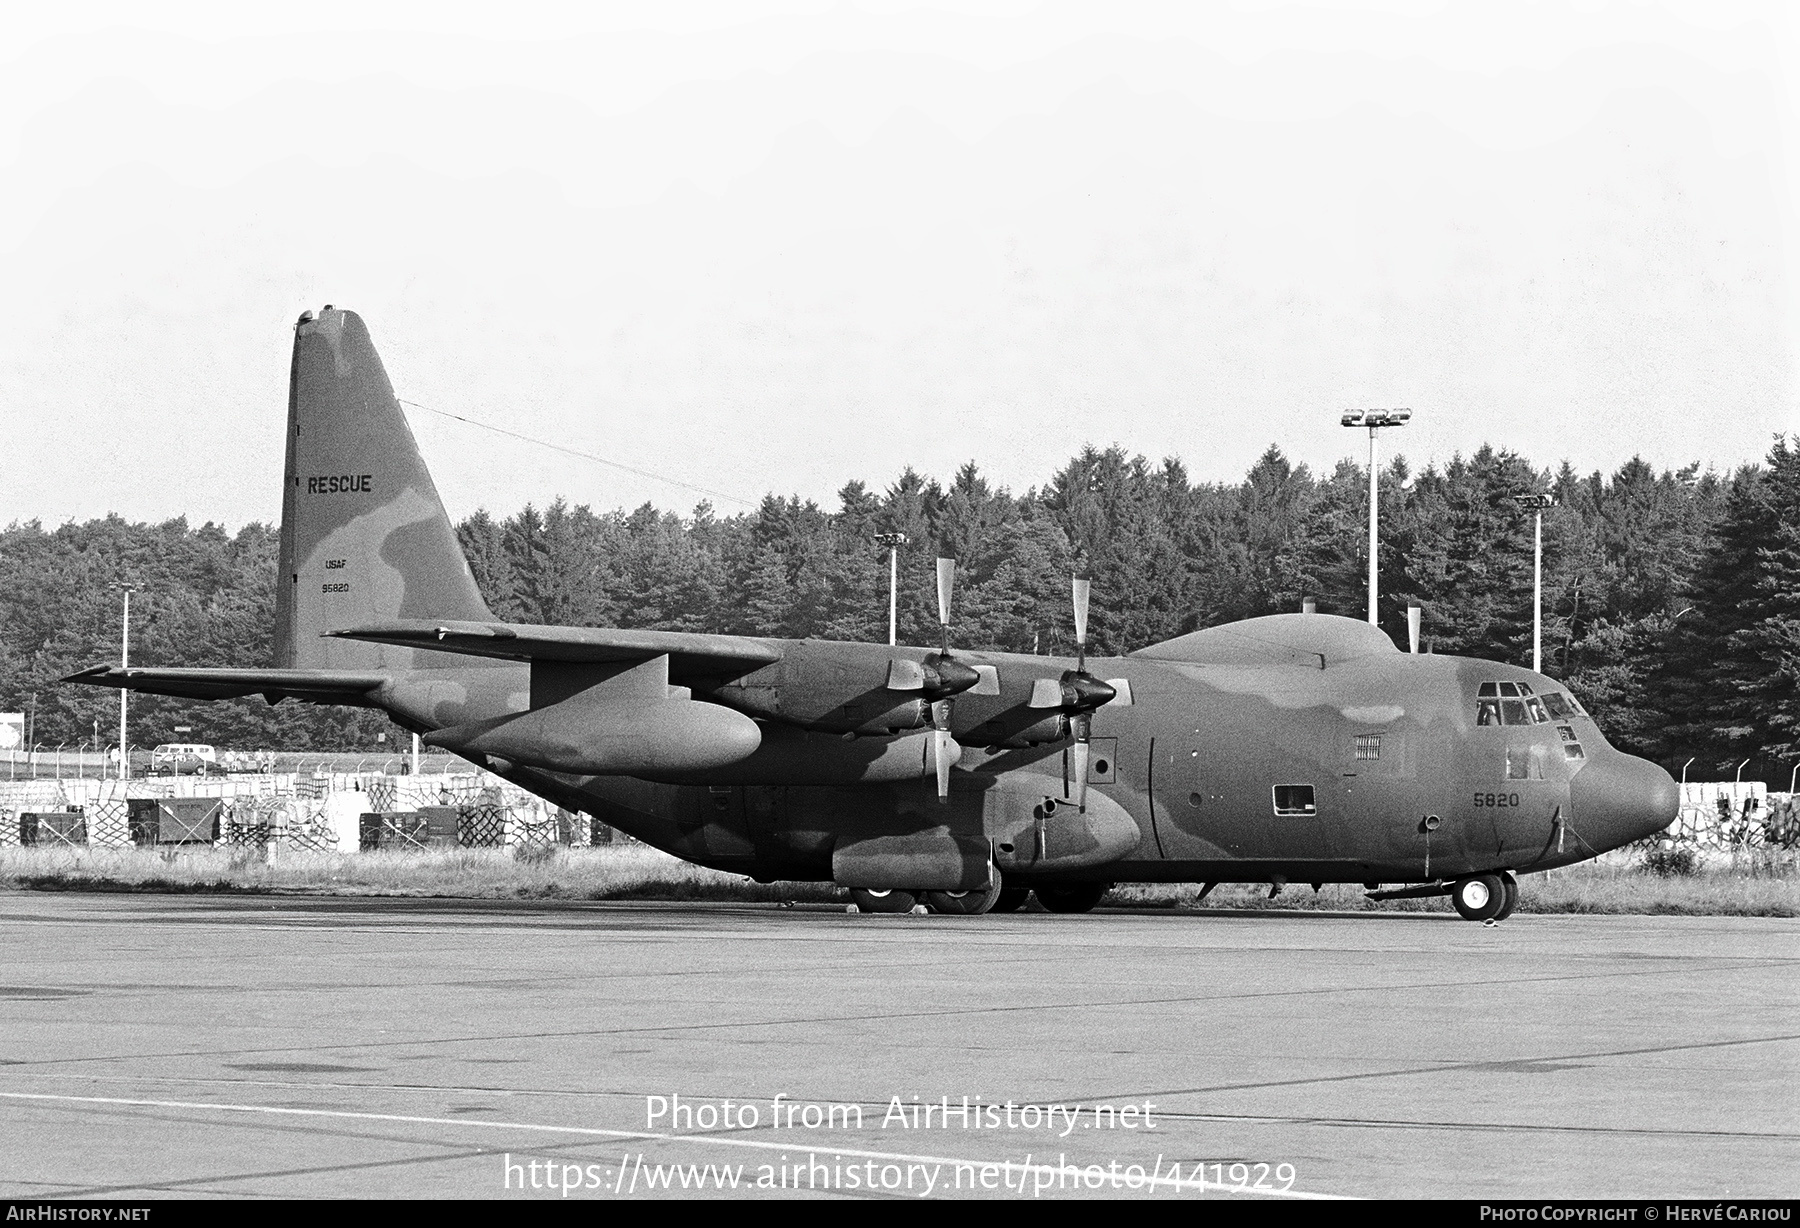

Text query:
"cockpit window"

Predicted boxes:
[[1477, 681, 1563, 726], [1541, 692, 1585, 720]]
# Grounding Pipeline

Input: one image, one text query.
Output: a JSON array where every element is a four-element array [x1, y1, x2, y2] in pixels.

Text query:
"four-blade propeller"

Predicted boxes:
[[886, 558, 1116, 808], [1061, 577, 1116, 812], [924, 557, 975, 801]]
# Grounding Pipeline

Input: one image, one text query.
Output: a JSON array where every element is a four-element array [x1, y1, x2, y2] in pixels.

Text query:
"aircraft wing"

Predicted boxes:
[[326, 620, 783, 679], [63, 666, 389, 706]]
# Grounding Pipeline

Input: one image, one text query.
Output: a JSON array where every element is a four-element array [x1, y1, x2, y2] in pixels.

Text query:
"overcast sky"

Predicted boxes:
[[2, 1, 1795, 530]]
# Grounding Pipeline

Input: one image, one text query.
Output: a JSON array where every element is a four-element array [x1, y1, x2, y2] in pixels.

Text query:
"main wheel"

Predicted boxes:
[[1494, 873, 1520, 921], [1034, 883, 1110, 914], [1450, 874, 1507, 922], [849, 888, 918, 914], [990, 887, 1031, 914], [923, 877, 1004, 916]]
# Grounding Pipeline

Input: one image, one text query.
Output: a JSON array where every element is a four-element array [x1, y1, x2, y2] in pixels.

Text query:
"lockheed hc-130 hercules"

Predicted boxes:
[[69, 308, 1678, 920]]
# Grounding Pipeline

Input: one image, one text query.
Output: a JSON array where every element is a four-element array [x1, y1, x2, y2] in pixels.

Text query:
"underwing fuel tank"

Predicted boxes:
[[426, 689, 761, 775]]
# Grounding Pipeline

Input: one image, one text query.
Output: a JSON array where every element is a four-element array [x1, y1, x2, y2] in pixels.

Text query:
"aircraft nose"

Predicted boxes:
[[1570, 753, 1679, 852]]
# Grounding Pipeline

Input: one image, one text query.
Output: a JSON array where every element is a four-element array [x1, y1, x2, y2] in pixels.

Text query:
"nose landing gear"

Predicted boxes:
[[1451, 872, 1519, 922]]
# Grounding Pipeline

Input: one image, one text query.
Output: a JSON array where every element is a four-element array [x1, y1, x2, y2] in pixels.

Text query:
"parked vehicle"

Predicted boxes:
[[150, 743, 219, 776]]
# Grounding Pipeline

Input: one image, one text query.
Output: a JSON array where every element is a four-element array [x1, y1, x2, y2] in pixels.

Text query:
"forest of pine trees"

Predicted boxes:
[[2, 439, 1796, 785]]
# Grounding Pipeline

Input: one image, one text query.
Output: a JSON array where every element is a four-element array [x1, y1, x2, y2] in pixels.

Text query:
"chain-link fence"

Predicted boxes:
[[0, 770, 578, 854]]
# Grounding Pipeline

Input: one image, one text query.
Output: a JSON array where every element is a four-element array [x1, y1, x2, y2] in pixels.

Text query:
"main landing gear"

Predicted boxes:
[[1450, 872, 1519, 923], [847, 881, 1110, 916], [847, 888, 918, 914]]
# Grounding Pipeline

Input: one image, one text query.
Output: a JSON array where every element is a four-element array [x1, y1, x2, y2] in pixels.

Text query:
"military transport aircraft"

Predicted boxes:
[[67, 308, 1678, 920]]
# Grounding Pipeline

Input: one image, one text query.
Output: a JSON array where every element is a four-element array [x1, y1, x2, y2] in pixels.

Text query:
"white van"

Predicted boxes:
[[151, 744, 219, 776]]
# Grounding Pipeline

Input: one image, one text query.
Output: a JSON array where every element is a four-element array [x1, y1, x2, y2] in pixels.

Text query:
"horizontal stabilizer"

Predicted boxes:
[[64, 666, 387, 706], [327, 620, 781, 679]]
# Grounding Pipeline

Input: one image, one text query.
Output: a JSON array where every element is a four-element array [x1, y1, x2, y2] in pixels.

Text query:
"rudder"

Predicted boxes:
[[275, 307, 495, 670]]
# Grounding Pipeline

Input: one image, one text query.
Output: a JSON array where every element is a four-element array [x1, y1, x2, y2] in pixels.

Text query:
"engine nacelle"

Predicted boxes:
[[643, 726, 958, 786]]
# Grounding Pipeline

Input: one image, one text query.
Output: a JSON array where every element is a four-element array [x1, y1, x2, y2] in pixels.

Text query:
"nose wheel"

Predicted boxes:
[[1451, 873, 1511, 922], [1495, 872, 1519, 921]]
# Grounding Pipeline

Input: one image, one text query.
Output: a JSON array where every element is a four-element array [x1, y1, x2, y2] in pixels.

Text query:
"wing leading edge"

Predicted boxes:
[[326, 620, 783, 680], [63, 666, 389, 706]]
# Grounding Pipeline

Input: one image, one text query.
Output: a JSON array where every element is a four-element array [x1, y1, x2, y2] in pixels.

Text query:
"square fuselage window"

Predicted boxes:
[[1273, 784, 1316, 816]]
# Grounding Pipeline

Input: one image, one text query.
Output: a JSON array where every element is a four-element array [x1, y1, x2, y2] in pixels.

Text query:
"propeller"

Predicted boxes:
[[929, 557, 962, 802], [882, 557, 978, 799], [1026, 576, 1117, 812]]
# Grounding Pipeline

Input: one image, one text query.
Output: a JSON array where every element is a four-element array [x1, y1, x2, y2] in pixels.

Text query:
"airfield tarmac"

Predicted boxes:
[[0, 893, 1793, 1201]]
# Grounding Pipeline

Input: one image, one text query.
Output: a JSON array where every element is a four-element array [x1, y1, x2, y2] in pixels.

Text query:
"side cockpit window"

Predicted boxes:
[[1542, 691, 1586, 720]]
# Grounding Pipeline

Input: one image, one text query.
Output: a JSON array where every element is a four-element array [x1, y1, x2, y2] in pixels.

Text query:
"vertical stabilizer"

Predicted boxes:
[[275, 308, 494, 670]]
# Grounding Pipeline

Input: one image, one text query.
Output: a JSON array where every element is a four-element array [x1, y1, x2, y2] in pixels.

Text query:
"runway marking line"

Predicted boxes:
[[0, 1089, 1348, 1200], [2, 957, 1789, 1075], [5, 1070, 1794, 1144]]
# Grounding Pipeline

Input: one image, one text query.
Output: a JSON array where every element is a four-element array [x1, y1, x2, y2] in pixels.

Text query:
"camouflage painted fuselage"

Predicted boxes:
[[375, 625, 1675, 890]]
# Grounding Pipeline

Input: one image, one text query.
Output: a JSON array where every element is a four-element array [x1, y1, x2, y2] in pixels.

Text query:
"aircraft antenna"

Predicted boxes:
[[399, 399, 757, 509]]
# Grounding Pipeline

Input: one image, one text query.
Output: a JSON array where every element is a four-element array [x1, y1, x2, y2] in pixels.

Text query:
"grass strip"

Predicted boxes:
[[0, 846, 1793, 916]]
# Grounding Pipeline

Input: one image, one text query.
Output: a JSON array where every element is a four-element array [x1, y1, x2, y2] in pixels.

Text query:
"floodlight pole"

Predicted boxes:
[[118, 590, 131, 781], [1533, 508, 1542, 671], [874, 533, 908, 646], [1514, 494, 1555, 673], [1366, 427, 1379, 625], [1341, 410, 1410, 627]]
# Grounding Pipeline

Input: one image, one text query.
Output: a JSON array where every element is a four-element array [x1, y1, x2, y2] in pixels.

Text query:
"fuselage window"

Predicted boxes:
[[1273, 784, 1317, 817], [1354, 735, 1381, 760]]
